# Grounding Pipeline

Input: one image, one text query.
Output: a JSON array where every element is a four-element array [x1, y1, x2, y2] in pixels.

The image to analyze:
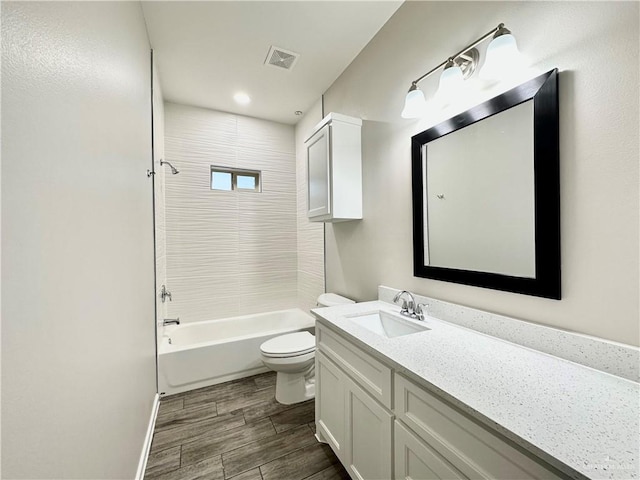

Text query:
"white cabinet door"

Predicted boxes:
[[307, 124, 331, 218], [395, 420, 465, 480], [345, 376, 393, 480], [316, 351, 346, 461]]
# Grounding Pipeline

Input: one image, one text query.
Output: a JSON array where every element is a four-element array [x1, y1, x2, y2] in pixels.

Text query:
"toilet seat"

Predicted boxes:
[[260, 331, 315, 358]]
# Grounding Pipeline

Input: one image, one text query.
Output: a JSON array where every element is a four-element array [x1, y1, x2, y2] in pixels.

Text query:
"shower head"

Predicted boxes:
[[160, 160, 179, 175]]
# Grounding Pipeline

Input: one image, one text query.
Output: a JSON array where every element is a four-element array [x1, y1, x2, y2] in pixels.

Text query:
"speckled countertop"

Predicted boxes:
[[312, 301, 639, 480]]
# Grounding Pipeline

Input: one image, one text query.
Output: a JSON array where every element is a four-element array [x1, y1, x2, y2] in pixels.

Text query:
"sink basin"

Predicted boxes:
[[345, 311, 430, 338]]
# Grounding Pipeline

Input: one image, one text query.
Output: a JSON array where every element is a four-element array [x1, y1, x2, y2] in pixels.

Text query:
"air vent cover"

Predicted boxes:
[[265, 46, 299, 71]]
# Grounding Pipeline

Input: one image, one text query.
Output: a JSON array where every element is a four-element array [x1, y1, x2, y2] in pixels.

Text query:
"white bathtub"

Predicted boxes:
[[158, 308, 315, 396]]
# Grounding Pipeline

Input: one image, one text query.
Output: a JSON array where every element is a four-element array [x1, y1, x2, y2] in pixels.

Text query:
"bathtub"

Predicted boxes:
[[158, 308, 315, 396]]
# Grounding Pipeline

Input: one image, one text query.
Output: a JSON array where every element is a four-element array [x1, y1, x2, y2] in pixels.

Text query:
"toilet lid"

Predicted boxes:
[[260, 331, 315, 357]]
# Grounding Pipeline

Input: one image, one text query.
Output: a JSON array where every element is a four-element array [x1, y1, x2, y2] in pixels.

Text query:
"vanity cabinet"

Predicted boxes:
[[305, 113, 362, 222], [315, 325, 393, 480], [315, 321, 568, 480], [394, 374, 564, 480]]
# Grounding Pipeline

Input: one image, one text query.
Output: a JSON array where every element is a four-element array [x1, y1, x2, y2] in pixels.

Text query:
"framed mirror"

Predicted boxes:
[[411, 69, 560, 299]]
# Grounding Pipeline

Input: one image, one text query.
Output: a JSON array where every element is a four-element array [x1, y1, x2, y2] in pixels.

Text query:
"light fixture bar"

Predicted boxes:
[[410, 23, 506, 87]]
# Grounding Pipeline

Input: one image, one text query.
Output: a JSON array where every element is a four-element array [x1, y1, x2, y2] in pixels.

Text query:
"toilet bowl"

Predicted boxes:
[[260, 293, 354, 404]]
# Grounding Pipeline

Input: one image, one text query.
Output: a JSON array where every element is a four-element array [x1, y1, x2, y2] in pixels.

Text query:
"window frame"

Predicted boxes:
[[210, 166, 262, 193]]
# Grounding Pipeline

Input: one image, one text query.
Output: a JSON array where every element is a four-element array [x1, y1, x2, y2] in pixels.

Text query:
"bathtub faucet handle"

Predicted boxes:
[[160, 285, 172, 303], [163, 318, 180, 326]]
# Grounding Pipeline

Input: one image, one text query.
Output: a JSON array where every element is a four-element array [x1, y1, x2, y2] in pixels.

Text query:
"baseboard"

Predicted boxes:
[[135, 393, 160, 480]]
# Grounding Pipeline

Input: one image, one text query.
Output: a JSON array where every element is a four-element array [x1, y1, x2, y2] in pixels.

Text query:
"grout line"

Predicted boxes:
[[267, 416, 277, 434], [254, 441, 321, 480]]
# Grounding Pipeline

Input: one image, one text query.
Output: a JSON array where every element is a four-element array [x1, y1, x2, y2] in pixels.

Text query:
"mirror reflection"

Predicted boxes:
[[423, 100, 535, 278]]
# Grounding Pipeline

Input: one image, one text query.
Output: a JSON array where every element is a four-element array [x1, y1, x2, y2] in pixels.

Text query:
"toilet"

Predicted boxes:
[[260, 293, 354, 405]]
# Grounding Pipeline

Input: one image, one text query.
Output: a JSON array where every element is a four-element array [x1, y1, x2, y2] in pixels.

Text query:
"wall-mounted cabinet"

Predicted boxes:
[[305, 113, 362, 222]]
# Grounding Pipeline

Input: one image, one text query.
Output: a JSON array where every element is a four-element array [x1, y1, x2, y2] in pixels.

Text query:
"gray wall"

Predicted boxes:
[[1, 2, 157, 477], [318, 1, 639, 345]]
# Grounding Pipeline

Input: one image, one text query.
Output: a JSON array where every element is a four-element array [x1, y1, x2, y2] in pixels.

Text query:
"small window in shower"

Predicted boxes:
[[211, 166, 261, 192]]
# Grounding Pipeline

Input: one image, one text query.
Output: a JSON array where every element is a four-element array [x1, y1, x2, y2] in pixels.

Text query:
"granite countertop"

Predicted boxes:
[[312, 300, 639, 480]]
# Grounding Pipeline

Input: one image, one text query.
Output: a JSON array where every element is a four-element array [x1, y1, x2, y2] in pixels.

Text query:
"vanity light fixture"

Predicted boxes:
[[480, 25, 523, 79], [401, 23, 521, 118]]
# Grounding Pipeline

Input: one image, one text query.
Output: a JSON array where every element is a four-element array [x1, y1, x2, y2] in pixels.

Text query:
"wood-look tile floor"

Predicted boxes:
[[144, 372, 350, 480]]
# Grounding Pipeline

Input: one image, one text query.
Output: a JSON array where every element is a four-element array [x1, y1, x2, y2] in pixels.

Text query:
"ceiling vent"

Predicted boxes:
[[265, 46, 299, 71]]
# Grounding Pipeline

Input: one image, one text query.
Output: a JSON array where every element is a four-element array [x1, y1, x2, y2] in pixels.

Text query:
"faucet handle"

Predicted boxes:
[[398, 299, 409, 313], [415, 303, 429, 321], [160, 285, 173, 302]]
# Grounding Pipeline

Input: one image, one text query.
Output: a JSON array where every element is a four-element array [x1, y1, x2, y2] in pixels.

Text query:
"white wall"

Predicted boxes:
[[295, 100, 326, 311], [1, 2, 157, 478], [319, 1, 639, 345], [163, 103, 298, 322]]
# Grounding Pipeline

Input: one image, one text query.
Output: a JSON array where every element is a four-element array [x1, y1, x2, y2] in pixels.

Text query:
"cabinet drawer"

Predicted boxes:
[[395, 374, 565, 480], [395, 420, 465, 480], [317, 323, 392, 408]]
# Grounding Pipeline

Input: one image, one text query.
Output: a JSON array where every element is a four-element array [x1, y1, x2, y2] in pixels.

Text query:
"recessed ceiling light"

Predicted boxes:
[[234, 92, 251, 105]]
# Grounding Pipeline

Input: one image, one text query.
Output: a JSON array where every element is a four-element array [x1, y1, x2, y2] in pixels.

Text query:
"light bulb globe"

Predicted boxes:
[[480, 34, 523, 80], [436, 65, 464, 100], [401, 87, 427, 119]]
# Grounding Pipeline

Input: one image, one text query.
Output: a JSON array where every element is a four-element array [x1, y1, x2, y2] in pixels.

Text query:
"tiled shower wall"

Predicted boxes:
[[162, 102, 317, 323], [295, 100, 325, 311]]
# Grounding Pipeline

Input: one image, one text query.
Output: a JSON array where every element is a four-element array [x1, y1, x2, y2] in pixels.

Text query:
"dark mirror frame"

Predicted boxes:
[[411, 69, 560, 299]]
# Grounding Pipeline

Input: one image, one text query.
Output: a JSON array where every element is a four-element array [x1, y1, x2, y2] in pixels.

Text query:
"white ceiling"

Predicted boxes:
[[141, 1, 403, 125]]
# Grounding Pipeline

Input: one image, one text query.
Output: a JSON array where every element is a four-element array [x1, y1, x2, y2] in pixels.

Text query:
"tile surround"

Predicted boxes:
[[156, 102, 325, 325]]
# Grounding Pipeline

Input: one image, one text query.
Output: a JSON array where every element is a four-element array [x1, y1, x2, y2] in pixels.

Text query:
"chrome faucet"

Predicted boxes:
[[160, 285, 172, 303], [393, 291, 429, 321], [163, 318, 180, 326], [393, 290, 416, 317]]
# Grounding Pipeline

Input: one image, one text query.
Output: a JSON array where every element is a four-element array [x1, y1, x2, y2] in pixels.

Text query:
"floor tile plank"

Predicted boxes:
[[152, 455, 224, 480], [270, 401, 315, 433], [183, 377, 261, 408], [303, 462, 351, 480], [260, 443, 340, 480], [151, 410, 245, 452], [181, 418, 276, 466], [227, 467, 263, 480], [222, 425, 317, 478], [156, 401, 218, 432], [157, 397, 184, 415], [243, 396, 301, 423], [144, 446, 181, 479], [253, 372, 276, 390], [216, 385, 277, 415]]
